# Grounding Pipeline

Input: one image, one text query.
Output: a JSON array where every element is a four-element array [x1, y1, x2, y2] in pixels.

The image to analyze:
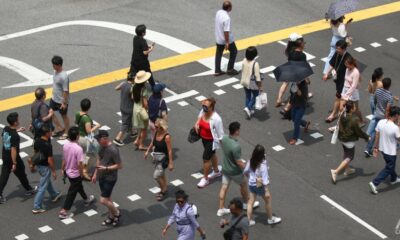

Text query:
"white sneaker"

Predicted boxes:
[[368, 182, 378, 194], [84, 195, 95, 206], [197, 178, 209, 188], [390, 177, 400, 185], [344, 168, 356, 176], [243, 107, 251, 119], [243, 201, 260, 210], [267, 216, 282, 225], [330, 169, 337, 184], [248, 219, 256, 226], [208, 165, 222, 179], [217, 208, 230, 217], [250, 110, 255, 115]]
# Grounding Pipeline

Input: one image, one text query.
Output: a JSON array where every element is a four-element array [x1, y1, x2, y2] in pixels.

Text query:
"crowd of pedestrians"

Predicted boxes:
[[1, 1, 399, 239]]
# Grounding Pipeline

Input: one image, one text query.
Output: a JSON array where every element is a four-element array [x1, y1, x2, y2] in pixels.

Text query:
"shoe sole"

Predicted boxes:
[[330, 170, 337, 184]]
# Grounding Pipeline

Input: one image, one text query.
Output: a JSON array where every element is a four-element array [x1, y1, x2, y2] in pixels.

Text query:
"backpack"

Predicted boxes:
[[223, 214, 246, 240], [32, 102, 45, 133]]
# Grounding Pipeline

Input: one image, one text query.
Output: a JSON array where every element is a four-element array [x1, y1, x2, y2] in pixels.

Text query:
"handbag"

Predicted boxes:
[[331, 111, 344, 144], [152, 151, 166, 163], [139, 107, 149, 122], [223, 214, 246, 240], [187, 128, 200, 143], [86, 133, 100, 154], [255, 92, 268, 110], [31, 151, 45, 166]]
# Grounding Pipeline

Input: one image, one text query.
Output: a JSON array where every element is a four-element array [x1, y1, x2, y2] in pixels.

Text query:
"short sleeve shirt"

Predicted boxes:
[[98, 144, 121, 181], [1, 126, 21, 163], [63, 141, 84, 178], [221, 135, 242, 176], [215, 10, 233, 44], [75, 112, 92, 137], [34, 138, 53, 166], [120, 81, 134, 113], [132, 36, 149, 65], [148, 95, 168, 122], [376, 120, 400, 156], [230, 215, 249, 240], [329, 52, 351, 86], [52, 71, 70, 104], [288, 51, 307, 62], [31, 100, 49, 122], [374, 88, 393, 119]]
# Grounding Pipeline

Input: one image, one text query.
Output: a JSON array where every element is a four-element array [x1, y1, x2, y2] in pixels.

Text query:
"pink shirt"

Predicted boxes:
[[63, 141, 84, 178], [343, 67, 360, 99]]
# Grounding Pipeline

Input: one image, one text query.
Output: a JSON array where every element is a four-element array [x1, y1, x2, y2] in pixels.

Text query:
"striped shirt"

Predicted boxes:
[[374, 88, 393, 119]]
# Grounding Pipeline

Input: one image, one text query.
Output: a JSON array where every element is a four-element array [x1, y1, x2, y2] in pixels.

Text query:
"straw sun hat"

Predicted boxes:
[[134, 70, 151, 84]]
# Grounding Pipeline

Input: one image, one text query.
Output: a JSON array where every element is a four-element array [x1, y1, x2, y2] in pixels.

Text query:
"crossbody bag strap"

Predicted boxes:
[[229, 214, 246, 230], [251, 61, 256, 80]]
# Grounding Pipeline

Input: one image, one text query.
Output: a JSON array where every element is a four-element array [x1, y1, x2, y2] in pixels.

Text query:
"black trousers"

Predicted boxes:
[[215, 42, 238, 73], [129, 62, 155, 87], [63, 176, 87, 210], [0, 158, 32, 195]]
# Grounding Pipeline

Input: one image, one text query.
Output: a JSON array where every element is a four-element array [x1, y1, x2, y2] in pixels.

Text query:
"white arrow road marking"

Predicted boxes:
[[18, 132, 34, 149], [277, 41, 315, 60], [0, 56, 79, 88]]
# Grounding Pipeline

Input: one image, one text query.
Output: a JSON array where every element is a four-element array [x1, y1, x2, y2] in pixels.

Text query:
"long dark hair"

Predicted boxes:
[[132, 83, 145, 103], [250, 144, 265, 172], [330, 16, 344, 25], [344, 101, 354, 114], [371, 67, 383, 83], [285, 38, 304, 56]]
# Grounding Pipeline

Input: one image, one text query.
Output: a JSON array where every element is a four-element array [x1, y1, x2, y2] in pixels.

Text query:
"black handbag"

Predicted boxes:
[[31, 151, 45, 166], [187, 128, 200, 143], [223, 214, 246, 240]]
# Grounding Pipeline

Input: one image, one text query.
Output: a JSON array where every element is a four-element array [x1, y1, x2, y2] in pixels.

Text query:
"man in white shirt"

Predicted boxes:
[[369, 106, 400, 194], [214, 1, 238, 76]]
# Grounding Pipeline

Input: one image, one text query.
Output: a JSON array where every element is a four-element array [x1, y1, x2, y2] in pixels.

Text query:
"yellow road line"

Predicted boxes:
[[1, 1, 400, 112]]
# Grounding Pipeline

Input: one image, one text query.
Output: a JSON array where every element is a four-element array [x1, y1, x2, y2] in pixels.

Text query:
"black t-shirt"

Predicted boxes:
[[290, 80, 309, 108], [1, 126, 21, 163], [132, 36, 149, 66], [288, 50, 307, 62], [33, 138, 53, 166], [329, 51, 351, 86]]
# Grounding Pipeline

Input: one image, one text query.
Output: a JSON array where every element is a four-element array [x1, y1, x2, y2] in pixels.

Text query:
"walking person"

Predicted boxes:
[[49, 55, 70, 140], [194, 97, 224, 188], [30, 87, 54, 140], [144, 119, 173, 201], [91, 130, 122, 226], [240, 46, 263, 119], [369, 106, 400, 194], [323, 16, 351, 74], [220, 198, 249, 240], [0, 113, 37, 204], [340, 56, 365, 125], [367, 68, 384, 115], [364, 78, 395, 157], [244, 145, 281, 226], [113, 72, 137, 147], [148, 83, 168, 137], [330, 101, 369, 184], [214, 0, 238, 76], [217, 122, 259, 217], [129, 24, 155, 87], [33, 126, 62, 214], [59, 127, 95, 219], [323, 40, 351, 123], [132, 70, 151, 151], [162, 190, 206, 240], [75, 98, 101, 181]]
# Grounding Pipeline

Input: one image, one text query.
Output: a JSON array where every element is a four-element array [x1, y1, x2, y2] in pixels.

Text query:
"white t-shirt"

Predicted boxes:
[[215, 10, 233, 45], [376, 119, 400, 156], [52, 71, 70, 104], [331, 23, 347, 38]]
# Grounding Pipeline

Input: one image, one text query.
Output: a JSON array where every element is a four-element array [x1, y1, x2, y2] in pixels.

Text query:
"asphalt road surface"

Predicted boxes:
[[0, 1, 399, 240]]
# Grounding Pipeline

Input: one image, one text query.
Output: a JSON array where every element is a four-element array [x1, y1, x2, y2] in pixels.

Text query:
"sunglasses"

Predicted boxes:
[[176, 200, 185, 204]]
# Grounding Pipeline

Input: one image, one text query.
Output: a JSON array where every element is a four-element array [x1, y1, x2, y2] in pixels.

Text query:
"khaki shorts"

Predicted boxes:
[[222, 173, 245, 185]]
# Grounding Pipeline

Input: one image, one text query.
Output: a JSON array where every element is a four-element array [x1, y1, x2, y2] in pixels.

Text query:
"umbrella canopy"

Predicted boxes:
[[326, 0, 359, 20], [273, 61, 314, 83]]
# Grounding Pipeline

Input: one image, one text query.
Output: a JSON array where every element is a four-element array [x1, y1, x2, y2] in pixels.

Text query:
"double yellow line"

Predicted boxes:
[[1, 1, 399, 112]]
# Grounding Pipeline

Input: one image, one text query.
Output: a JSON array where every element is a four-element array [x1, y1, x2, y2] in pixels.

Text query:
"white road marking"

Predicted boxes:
[[84, 209, 98, 217], [354, 47, 366, 52], [260, 66, 276, 74], [149, 186, 161, 194], [321, 57, 329, 63], [118, 120, 122, 124], [320, 195, 388, 239], [268, 73, 275, 79], [57, 139, 68, 146], [170, 179, 184, 186], [189, 61, 243, 77], [295, 139, 304, 145], [309, 62, 316, 67], [195, 96, 206, 102], [164, 87, 178, 96], [113, 202, 119, 207], [164, 90, 199, 103], [386, 37, 398, 43], [0, 124, 4, 128], [272, 145, 285, 152], [177, 101, 189, 106], [20, 152, 28, 158], [0, 159, 3, 165], [277, 41, 315, 60], [214, 77, 239, 87], [214, 89, 226, 95], [191, 173, 204, 179], [38, 225, 52, 233], [18, 132, 33, 149], [127, 194, 141, 202], [117, 112, 122, 117], [15, 234, 29, 240], [370, 42, 381, 48], [61, 218, 75, 225], [366, 115, 373, 121], [232, 84, 243, 89], [99, 125, 111, 131], [310, 132, 323, 139]]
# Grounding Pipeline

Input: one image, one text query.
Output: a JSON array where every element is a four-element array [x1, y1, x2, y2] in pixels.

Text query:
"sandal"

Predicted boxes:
[[325, 116, 336, 123], [275, 102, 285, 108], [112, 214, 121, 227], [156, 191, 167, 201], [102, 216, 114, 226], [304, 121, 311, 133], [288, 139, 297, 145]]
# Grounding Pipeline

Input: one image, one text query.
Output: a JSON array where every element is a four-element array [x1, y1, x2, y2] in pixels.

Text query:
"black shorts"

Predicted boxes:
[[201, 138, 215, 161], [49, 99, 68, 115], [335, 81, 344, 99], [342, 144, 355, 161], [99, 179, 117, 198]]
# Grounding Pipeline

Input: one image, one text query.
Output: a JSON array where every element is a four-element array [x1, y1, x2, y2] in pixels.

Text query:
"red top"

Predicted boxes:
[[199, 118, 213, 140]]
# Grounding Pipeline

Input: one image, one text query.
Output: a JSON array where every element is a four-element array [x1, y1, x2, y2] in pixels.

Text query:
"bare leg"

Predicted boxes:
[[157, 175, 168, 193], [100, 197, 119, 217], [203, 160, 211, 181], [211, 154, 219, 173], [115, 131, 124, 141], [52, 114, 63, 131], [218, 184, 229, 209], [327, 98, 341, 119], [61, 114, 70, 134], [334, 160, 349, 175], [247, 192, 256, 221], [240, 182, 249, 203], [262, 188, 273, 219], [276, 82, 288, 106]]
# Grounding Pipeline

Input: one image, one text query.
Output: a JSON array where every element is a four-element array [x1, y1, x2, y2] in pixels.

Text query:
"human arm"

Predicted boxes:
[[343, 69, 360, 99], [10, 147, 17, 172], [162, 209, 176, 236], [213, 115, 225, 142], [91, 157, 100, 183], [261, 161, 270, 185], [61, 159, 65, 176], [223, 17, 231, 50], [224, 31, 230, 50], [165, 135, 174, 171], [144, 142, 154, 159], [48, 156, 57, 180], [255, 62, 263, 90], [194, 109, 204, 133], [373, 131, 380, 157]]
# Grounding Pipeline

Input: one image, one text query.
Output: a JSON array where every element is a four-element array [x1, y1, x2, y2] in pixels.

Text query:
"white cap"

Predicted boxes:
[[289, 33, 303, 42]]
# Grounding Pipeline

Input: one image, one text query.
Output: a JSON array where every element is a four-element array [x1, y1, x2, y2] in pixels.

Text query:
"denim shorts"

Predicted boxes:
[[99, 179, 117, 198], [249, 185, 265, 196]]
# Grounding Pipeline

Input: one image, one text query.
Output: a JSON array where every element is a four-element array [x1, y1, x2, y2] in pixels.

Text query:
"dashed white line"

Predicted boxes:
[[118, 120, 122, 124], [214, 77, 239, 87], [61, 218, 75, 225], [127, 194, 141, 202], [214, 89, 226, 95], [260, 66, 276, 74], [272, 145, 285, 152], [386, 37, 398, 43], [309, 62, 315, 67], [354, 47, 366, 52], [113, 202, 120, 207], [177, 101, 189, 106], [38, 225, 52, 233], [84, 209, 98, 217], [268, 73, 275, 79], [116, 112, 122, 117], [310, 132, 323, 139], [164, 90, 199, 103], [149, 186, 161, 194], [19, 152, 28, 158], [320, 195, 388, 239], [0, 124, 4, 128], [232, 84, 243, 89], [320, 57, 328, 63], [15, 234, 29, 240], [191, 173, 204, 179], [170, 179, 184, 186], [370, 42, 381, 48]]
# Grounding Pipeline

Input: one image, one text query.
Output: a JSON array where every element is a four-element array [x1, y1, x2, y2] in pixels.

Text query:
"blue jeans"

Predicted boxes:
[[244, 88, 259, 110], [365, 117, 382, 154], [369, 94, 375, 115], [291, 106, 307, 140], [372, 153, 398, 186], [34, 165, 59, 209], [323, 35, 344, 74]]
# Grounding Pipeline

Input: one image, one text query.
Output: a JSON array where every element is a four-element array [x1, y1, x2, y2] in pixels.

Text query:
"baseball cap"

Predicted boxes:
[[95, 130, 109, 141]]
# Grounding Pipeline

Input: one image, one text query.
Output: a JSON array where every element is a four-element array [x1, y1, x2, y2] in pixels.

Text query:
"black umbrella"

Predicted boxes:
[[273, 61, 314, 82], [326, 0, 359, 20]]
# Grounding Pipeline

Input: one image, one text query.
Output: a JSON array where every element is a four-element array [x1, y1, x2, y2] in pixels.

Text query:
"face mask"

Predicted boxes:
[[202, 105, 209, 112]]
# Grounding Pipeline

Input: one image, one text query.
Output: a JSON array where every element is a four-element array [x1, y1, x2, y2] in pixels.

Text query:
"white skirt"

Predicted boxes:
[[341, 86, 360, 101]]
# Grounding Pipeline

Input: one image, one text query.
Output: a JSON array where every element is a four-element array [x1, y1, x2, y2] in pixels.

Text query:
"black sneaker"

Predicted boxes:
[[227, 69, 239, 76], [113, 139, 125, 147], [25, 186, 38, 196], [364, 150, 372, 158], [0, 195, 6, 204]]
